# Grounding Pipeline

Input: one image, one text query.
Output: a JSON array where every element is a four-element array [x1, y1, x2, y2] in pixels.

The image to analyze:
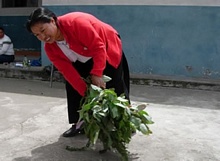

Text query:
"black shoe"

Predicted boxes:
[[63, 125, 84, 137]]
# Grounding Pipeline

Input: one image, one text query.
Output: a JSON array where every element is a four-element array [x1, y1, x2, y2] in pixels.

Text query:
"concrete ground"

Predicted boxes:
[[0, 78, 220, 161]]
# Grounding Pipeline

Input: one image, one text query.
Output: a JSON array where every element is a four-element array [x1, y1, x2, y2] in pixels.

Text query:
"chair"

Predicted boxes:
[[49, 64, 54, 87]]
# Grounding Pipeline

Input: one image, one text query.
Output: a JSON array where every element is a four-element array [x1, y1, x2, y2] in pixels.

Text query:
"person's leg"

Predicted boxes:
[[63, 59, 93, 137], [104, 52, 130, 101], [65, 81, 82, 124], [0, 55, 15, 64], [122, 52, 130, 94], [104, 52, 134, 135]]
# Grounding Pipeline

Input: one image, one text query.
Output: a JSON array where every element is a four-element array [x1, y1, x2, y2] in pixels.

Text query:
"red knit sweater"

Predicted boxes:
[[45, 12, 122, 96]]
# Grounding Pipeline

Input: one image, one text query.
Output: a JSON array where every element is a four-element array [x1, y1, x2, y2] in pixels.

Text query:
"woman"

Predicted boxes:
[[26, 7, 130, 137], [0, 27, 15, 64]]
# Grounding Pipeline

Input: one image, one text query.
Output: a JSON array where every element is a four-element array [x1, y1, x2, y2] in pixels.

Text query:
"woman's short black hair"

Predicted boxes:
[[26, 7, 57, 33], [0, 27, 4, 32]]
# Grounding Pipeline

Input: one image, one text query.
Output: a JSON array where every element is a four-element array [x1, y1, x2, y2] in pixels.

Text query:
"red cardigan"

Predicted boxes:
[[45, 12, 122, 96]]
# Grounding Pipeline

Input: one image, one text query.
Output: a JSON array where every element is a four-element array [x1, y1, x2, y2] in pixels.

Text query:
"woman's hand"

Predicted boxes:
[[91, 75, 106, 89]]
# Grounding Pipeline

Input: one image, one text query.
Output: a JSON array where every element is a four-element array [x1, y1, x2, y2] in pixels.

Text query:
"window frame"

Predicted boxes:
[[2, 0, 39, 8], [0, 0, 42, 16]]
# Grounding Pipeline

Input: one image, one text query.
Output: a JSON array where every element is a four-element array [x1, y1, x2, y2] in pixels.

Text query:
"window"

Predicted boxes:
[[2, 0, 39, 8]]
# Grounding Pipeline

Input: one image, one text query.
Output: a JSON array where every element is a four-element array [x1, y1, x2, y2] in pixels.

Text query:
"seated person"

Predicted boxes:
[[0, 27, 15, 64]]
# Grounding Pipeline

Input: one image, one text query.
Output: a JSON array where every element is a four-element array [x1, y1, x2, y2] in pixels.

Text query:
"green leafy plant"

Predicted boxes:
[[66, 76, 154, 161]]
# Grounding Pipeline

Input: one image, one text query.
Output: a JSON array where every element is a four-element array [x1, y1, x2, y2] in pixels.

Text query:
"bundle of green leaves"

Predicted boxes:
[[66, 76, 154, 161]]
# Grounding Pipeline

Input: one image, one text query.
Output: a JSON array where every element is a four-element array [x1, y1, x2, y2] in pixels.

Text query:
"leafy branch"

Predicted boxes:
[[66, 75, 154, 161]]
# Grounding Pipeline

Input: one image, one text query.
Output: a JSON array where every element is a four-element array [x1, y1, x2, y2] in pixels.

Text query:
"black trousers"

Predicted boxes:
[[0, 55, 14, 64], [65, 53, 130, 124]]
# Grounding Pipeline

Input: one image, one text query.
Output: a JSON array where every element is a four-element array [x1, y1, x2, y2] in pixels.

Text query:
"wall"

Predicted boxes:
[[2, 0, 220, 80], [0, 0, 41, 52], [43, 0, 220, 6], [42, 4, 220, 79], [0, 16, 40, 51]]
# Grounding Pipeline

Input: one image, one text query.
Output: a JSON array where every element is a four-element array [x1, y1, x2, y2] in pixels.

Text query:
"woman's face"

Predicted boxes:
[[31, 18, 59, 43], [0, 29, 4, 39]]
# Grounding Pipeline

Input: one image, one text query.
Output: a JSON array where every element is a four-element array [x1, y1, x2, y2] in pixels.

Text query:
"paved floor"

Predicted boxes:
[[0, 78, 220, 161]]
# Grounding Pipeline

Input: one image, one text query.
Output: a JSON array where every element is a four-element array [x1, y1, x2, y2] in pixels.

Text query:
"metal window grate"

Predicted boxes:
[[2, 0, 38, 8]]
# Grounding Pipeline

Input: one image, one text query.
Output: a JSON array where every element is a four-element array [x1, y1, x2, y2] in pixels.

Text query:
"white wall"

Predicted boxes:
[[43, 0, 220, 6]]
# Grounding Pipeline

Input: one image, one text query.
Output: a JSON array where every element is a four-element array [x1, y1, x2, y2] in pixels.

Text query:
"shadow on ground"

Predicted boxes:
[[0, 78, 66, 98], [12, 135, 139, 161]]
